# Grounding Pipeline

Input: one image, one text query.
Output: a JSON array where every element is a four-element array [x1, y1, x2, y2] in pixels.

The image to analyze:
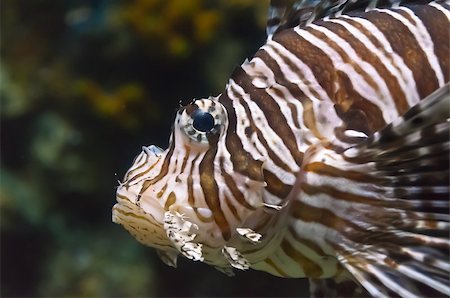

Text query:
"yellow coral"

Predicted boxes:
[[75, 80, 146, 128], [120, 0, 223, 57]]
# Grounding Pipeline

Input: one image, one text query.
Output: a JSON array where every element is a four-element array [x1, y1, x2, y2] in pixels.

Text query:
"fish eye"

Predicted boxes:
[[177, 97, 227, 144], [192, 110, 215, 132]]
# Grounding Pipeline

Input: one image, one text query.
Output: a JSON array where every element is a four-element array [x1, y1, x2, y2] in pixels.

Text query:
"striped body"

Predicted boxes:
[[113, 1, 450, 296], [228, 0, 450, 278]]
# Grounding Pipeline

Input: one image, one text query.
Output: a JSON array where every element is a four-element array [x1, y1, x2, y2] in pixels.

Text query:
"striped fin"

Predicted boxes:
[[335, 84, 450, 297], [267, 0, 343, 37], [267, 0, 317, 37], [291, 84, 449, 297], [344, 85, 450, 297], [266, 0, 411, 38]]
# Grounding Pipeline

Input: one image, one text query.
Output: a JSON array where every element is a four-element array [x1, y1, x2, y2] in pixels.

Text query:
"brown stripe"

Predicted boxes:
[[302, 97, 325, 140], [257, 48, 323, 144], [125, 153, 153, 185], [140, 138, 176, 192], [124, 152, 148, 182], [319, 19, 410, 114], [164, 191, 176, 210], [187, 176, 195, 206], [255, 49, 313, 132], [224, 194, 242, 222], [231, 66, 304, 166], [219, 93, 266, 183], [288, 226, 327, 257], [229, 82, 298, 172], [410, 3, 449, 82], [359, 9, 440, 98], [116, 194, 133, 203], [333, 70, 387, 135], [256, 48, 323, 141], [263, 169, 292, 199], [269, 86, 302, 129], [113, 208, 158, 226], [303, 161, 382, 184], [281, 239, 323, 278], [220, 157, 256, 210], [264, 258, 289, 277], [287, 102, 301, 129], [187, 154, 200, 206], [309, 25, 385, 133], [392, 6, 417, 24], [300, 182, 402, 208], [260, 46, 322, 101], [271, 30, 336, 102], [291, 199, 366, 242], [199, 139, 231, 241], [179, 145, 191, 174], [171, 153, 178, 174], [156, 184, 168, 198], [272, 27, 386, 135], [342, 17, 410, 85]]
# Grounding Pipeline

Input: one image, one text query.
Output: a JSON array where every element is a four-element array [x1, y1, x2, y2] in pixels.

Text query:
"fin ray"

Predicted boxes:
[[266, 0, 418, 38], [298, 84, 449, 297]]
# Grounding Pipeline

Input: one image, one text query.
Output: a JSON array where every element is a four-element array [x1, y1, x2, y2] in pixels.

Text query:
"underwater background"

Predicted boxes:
[[1, 0, 309, 296]]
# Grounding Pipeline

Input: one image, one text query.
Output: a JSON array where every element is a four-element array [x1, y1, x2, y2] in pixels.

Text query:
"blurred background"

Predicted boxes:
[[1, 0, 309, 296]]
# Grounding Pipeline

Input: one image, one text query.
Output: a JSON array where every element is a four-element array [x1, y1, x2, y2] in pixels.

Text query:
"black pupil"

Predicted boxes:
[[192, 110, 215, 132]]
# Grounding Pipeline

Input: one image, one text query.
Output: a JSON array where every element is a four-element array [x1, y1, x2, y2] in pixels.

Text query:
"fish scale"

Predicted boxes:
[[113, 1, 450, 297]]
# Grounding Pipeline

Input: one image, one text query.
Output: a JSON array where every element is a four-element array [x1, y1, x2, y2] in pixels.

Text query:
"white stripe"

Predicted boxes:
[[366, 264, 420, 298], [241, 57, 276, 88], [375, 7, 445, 86], [214, 120, 266, 218], [225, 82, 273, 164], [397, 264, 450, 295], [270, 245, 307, 277], [265, 87, 310, 153], [341, 15, 420, 107], [294, 26, 396, 123], [242, 57, 310, 152], [344, 129, 368, 138], [310, 23, 400, 120], [340, 262, 387, 298], [263, 40, 331, 102], [284, 230, 339, 278], [429, 2, 450, 22], [401, 247, 450, 271], [125, 151, 147, 181], [262, 40, 344, 141], [290, 218, 338, 253], [226, 79, 297, 184], [330, 16, 420, 108]]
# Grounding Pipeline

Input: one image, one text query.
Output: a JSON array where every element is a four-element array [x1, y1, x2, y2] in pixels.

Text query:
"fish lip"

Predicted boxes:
[[142, 145, 164, 157]]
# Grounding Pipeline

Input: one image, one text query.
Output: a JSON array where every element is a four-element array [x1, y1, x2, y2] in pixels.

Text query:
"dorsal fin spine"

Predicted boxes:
[[267, 0, 417, 38]]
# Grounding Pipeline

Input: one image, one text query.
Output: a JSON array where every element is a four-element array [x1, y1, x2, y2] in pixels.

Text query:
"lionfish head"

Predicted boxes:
[[113, 95, 272, 270]]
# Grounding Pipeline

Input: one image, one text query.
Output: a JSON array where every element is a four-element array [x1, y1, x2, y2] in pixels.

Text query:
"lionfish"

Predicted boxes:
[[113, 0, 450, 297]]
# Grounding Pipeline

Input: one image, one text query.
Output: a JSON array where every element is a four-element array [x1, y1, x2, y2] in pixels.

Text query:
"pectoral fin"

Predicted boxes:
[[294, 85, 449, 297]]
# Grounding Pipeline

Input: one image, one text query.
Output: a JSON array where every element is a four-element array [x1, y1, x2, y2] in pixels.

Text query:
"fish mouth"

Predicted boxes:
[[112, 145, 172, 250], [113, 187, 172, 250]]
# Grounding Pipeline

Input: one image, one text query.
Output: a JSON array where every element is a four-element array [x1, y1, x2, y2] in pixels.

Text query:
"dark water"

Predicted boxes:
[[1, 1, 309, 296]]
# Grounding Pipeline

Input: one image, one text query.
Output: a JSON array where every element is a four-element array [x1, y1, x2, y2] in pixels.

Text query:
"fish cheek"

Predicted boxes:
[[199, 136, 231, 241]]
